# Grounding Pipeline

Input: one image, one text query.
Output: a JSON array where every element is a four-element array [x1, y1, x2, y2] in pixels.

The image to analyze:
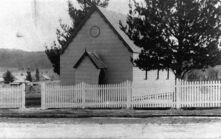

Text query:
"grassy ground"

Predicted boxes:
[[0, 116, 219, 124], [1, 108, 221, 118]]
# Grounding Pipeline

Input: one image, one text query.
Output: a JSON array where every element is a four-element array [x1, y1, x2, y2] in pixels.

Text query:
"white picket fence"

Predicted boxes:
[[41, 81, 131, 109], [41, 80, 221, 109], [132, 91, 175, 108], [177, 80, 221, 108], [0, 84, 25, 109]]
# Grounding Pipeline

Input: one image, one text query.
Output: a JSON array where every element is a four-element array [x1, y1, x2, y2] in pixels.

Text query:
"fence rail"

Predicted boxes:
[[132, 91, 175, 108], [42, 81, 131, 109], [177, 80, 221, 108], [41, 80, 221, 109]]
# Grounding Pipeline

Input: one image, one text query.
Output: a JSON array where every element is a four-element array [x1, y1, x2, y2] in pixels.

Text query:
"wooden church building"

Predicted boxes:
[[60, 6, 175, 89]]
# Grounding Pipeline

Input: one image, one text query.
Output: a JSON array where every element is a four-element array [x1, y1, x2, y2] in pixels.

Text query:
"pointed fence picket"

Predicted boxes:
[[177, 80, 221, 108], [41, 80, 221, 109], [0, 84, 24, 109], [42, 81, 130, 109]]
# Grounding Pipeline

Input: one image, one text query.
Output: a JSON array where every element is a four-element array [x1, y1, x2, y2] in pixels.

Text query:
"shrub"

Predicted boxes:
[[26, 71, 32, 82], [3, 70, 14, 84], [186, 70, 205, 81], [207, 68, 218, 80]]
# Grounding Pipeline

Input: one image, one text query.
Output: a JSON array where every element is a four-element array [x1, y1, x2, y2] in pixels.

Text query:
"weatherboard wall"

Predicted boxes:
[[132, 53, 176, 94], [132, 67, 175, 95], [60, 11, 133, 85], [75, 56, 100, 84]]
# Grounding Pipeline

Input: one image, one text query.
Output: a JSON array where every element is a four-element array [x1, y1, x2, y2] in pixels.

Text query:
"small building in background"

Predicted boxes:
[[0, 77, 4, 84], [11, 74, 30, 86], [41, 74, 51, 81]]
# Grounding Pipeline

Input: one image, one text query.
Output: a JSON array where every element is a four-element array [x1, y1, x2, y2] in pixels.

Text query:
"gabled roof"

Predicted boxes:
[[97, 7, 140, 53], [61, 6, 141, 55], [74, 50, 106, 69]]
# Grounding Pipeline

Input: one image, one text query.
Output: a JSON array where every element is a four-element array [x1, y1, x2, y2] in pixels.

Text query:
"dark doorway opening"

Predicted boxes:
[[99, 69, 106, 84]]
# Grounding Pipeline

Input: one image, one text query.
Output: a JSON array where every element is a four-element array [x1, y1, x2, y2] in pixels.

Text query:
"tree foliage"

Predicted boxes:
[[121, 0, 221, 79], [3, 70, 14, 84], [26, 70, 32, 82], [45, 42, 60, 75], [35, 68, 40, 81], [45, 0, 109, 75]]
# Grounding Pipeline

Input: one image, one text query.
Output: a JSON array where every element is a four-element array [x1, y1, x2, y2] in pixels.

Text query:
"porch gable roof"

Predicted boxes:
[[73, 50, 106, 69]]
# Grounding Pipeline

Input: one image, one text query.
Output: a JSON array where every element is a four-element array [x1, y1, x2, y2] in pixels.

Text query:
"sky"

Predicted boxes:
[[0, 0, 131, 52]]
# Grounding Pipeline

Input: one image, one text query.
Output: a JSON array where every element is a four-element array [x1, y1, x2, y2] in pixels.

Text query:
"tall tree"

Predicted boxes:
[[45, 0, 109, 75], [26, 70, 32, 82], [35, 68, 40, 81], [121, 0, 221, 79]]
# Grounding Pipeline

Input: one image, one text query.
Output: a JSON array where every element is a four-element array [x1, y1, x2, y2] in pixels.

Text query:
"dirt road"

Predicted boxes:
[[0, 117, 221, 138]]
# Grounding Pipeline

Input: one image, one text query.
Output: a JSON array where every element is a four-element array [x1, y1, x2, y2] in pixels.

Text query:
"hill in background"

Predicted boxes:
[[0, 48, 52, 69]]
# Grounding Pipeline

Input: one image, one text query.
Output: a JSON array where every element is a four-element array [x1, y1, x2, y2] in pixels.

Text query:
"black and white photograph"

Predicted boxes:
[[0, 0, 221, 138]]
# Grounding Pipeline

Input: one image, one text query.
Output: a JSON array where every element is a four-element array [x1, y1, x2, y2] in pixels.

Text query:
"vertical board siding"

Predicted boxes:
[[0, 85, 23, 108]]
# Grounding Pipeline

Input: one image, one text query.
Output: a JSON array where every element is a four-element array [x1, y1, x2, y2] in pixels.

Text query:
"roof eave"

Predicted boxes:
[[95, 8, 135, 53], [61, 7, 97, 55], [61, 6, 138, 55], [73, 51, 106, 69]]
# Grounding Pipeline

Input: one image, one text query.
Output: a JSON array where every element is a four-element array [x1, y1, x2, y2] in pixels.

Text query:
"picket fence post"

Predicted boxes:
[[176, 79, 181, 109], [21, 83, 26, 110], [126, 80, 132, 109], [82, 82, 86, 108], [41, 82, 46, 110]]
